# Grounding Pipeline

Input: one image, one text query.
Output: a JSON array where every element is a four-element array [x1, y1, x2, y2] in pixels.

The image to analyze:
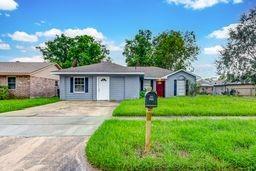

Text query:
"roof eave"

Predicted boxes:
[[51, 71, 144, 75]]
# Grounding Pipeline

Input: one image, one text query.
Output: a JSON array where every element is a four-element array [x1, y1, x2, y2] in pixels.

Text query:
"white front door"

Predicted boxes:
[[97, 76, 110, 100], [177, 80, 185, 96]]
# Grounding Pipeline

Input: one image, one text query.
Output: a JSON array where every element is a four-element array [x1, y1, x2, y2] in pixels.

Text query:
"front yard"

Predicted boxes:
[[0, 97, 59, 113], [86, 119, 256, 170], [113, 95, 256, 116]]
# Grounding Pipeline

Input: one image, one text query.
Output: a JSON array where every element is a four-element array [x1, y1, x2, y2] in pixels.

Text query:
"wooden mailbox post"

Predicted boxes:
[[144, 90, 158, 153]]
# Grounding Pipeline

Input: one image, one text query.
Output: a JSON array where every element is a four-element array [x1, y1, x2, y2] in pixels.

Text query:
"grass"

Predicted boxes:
[[113, 95, 256, 116], [86, 119, 256, 170], [0, 97, 59, 113]]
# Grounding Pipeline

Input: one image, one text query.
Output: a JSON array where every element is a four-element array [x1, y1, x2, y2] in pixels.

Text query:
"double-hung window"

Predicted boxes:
[[8, 77, 16, 89], [74, 77, 85, 93]]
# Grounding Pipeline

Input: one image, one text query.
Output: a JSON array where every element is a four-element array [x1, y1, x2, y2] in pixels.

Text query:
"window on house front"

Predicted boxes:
[[55, 81, 58, 86], [8, 77, 16, 89], [74, 77, 85, 93]]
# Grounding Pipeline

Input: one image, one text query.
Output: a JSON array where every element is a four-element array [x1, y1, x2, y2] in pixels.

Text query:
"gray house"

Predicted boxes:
[[53, 61, 196, 101]]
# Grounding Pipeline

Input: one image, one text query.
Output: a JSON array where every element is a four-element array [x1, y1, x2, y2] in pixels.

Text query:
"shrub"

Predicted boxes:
[[139, 89, 146, 98], [0, 85, 9, 100]]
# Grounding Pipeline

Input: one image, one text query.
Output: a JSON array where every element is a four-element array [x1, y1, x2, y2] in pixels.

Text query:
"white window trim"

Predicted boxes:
[[7, 76, 16, 90], [73, 77, 85, 93]]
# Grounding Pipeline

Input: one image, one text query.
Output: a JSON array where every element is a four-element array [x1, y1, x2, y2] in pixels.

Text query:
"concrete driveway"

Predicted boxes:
[[0, 101, 118, 171]]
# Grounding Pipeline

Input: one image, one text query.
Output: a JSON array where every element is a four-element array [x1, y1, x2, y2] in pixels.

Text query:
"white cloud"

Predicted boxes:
[[36, 27, 104, 41], [106, 41, 123, 52], [15, 45, 24, 49], [204, 45, 223, 55], [63, 28, 104, 40], [0, 0, 18, 11], [0, 41, 10, 50], [9, 55, 44, 62], [36, 28, 62, 37], [8, 27, 119, 53], [4, 13, 10, 17], [233, 0, 242, 3], [166, 0, 242, 10], [8, 31, 38, 42], [207, 23, 238, 39], [35, 20, 46, 26]]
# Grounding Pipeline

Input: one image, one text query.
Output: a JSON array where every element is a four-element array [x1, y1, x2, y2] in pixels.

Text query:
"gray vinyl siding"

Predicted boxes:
[[60, 75, 140, 100], [59, 75, 66, 100], [110, 76, 125, 100], [165, 71, 196, 97], [124, 76, 140, 99], [153, 80, 156, 91], [92, 76, 97, 100]]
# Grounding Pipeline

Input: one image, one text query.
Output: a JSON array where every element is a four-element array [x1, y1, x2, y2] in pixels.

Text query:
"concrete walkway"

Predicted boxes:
[[0, 101, 118, 171]]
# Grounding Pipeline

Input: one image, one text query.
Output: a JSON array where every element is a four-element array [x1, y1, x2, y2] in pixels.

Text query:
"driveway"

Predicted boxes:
[[0, 101, 118, 171]]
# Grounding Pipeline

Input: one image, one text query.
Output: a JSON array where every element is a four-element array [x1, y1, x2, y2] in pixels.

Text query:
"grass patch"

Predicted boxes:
[[113, 95, 256, 116], [86, 119, 256, 170], [0, 97, 59, 113]]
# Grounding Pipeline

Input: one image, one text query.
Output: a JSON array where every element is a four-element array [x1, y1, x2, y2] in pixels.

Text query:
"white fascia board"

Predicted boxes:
[[51, 71, 144, 75], [161, 69, 197, 79], [144, 77, 166, 80]]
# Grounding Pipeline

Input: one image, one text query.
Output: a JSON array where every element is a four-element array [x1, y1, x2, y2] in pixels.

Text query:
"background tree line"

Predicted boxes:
[[123, 30, 199, 71], [38, 30, 200, 71]]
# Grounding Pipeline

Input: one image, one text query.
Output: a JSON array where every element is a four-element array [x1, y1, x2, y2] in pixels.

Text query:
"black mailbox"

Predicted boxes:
[[145, 91, 158, 108]]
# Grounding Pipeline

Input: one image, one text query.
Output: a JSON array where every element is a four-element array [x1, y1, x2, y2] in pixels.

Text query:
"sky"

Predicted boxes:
[[0, 0, 255, 78]]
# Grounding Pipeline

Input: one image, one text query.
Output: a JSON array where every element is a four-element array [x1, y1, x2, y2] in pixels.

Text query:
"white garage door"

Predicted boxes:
[[177, 80, 185, 96]]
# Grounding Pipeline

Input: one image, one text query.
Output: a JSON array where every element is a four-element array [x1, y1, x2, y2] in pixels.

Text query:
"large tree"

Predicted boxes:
[[153, 31, 199, 70], [123, 30, 154, 66], [37, 34, 110, 68], [123, 30, 199, 70], [216, 8, 256, 83]]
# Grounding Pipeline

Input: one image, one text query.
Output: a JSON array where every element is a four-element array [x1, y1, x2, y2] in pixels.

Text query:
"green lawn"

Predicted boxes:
[[0, 97, 59, 113], [86, 119, 256, 170], [113, 95, 256, 116]]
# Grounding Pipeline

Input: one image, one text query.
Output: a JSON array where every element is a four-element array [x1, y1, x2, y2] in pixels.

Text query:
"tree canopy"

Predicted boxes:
[[123, 30, 154, 66], [216, 7, 256, 83], [123, 29, 199, 70], [37, 34, 110, 68]]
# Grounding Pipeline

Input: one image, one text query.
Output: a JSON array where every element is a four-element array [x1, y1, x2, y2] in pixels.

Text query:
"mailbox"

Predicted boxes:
[[145, 91, 158, 108]]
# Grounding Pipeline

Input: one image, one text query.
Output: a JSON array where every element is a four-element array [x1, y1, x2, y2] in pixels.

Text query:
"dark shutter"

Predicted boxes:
[[151, 80, 153, 90], [140, 78, 143, 91], [85, 78, 88, 93], [174, 80, 177, 96], [186, 80, 189, 95], [70, 77, 73, 93]]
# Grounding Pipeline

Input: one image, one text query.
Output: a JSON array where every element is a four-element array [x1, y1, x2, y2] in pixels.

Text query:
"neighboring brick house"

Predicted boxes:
[[0, 62, 61, 98]]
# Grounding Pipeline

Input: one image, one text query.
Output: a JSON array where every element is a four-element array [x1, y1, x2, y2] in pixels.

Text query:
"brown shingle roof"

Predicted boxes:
[[0, 62, 54, 75]]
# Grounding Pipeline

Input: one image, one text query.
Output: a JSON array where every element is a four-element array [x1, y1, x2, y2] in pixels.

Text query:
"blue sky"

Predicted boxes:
[[0, 0, 255, 78]]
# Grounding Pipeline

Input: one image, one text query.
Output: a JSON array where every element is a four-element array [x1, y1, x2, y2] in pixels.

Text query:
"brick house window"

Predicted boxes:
[[55, 81, 58, 86], [74, 77, 85, 93], [8, 77, 16, 89]]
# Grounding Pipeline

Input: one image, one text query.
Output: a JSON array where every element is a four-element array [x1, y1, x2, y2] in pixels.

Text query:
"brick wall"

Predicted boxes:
[[30, 76, 58, 98], [0, 76, 7, 85], [0, 76, 31, 98]]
